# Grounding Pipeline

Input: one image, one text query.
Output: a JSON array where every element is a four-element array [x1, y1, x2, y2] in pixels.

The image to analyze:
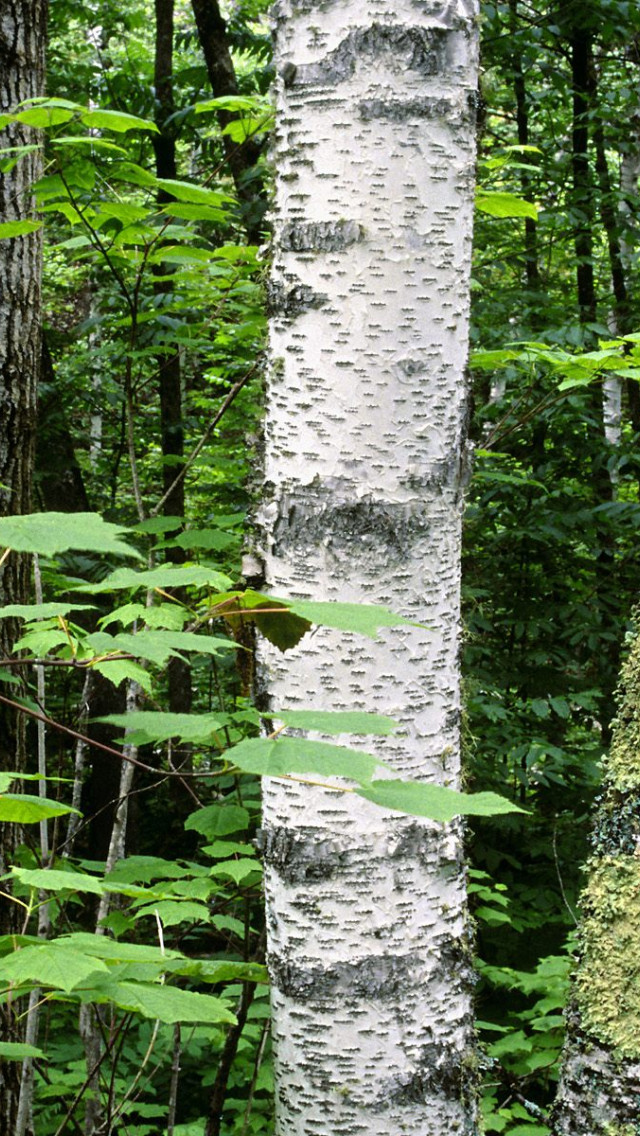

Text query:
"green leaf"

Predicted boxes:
[[57, 933, 183, 962], [15, 107, 75, 127], [133, 901, 211, 926], [85, 979, 236, 1024], [266, 709, 399, 735], [179, 959, 268, 985], [133, 516, 183, 534], [14, 627, 70, 654], [159, 203, 228, 222], [91, 658, 153, 694], [105, 856, 204, 884], [81, 108, 159, 133], [227, 596, 310, 651], [549, 697, 571, 719], [171, 529, 237, 552], [355, 780, 527, 823], [195, 96, 259, 114], [155, 179, 234, 205], [0, 1042, 45, 1060], [0, 794, 80, 823], [283, 599, 417, 638], [51, 135, 127, 153], [225, 736, 387, 784], [0, 602, 95, 620], [12, 867, 106, 894], [78, 564, 232, 593], [470, 348, 521, 369], [0, 220, 42, 239], [99, 711, 229, 746], [185, 804, 250, 838], [0, 513, 140, 558], [476, 191, 539, 220], [0, 945, 108, 992], [97, 202, 151, 226], [209, 859, 262, 885]]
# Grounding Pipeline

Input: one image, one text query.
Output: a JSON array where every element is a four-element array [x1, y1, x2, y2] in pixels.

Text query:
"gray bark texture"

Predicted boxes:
[[550, 620, 640, 1135], [258, 2, 480, 1134], [0, 1, 47, 1130]]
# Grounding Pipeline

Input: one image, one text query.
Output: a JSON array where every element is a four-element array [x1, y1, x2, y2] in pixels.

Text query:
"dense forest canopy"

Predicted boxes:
[[0, 0, 639, 1133]]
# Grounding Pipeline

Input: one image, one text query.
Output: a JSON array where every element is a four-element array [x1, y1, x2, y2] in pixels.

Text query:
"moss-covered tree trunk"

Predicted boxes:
[[551, 620, 640, 1134], [259, 2, 480, 1133]]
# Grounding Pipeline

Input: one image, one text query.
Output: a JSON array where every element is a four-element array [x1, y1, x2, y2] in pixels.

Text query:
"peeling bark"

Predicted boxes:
[[259, 2, 479, 1133]]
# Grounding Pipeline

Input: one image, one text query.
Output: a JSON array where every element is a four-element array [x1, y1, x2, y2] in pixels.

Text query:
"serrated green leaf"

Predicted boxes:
[[225, 736, 386, 783], [15, 107, 75, 127], [14, 627, 70, 654], [134, 900, 211, 926], [0, 1042, 45, 1060], [209, 859, 261, 884], [0, 220, 43, 239], [470, 348, 521, 370], [0, 945, 108, 992], [0, 794, 79, 823], [283, 599, 417, 638], [185, 804, 250, 838], [226, 595, 310, 651], [159, 203, 228, 222], [97, 202, 151, 226], [77, 564, 232, 593], [12, 867, 106, 894], [51, 135, 127, 153], [355, 780, 527, 822], [476, 191, 539, 220], [85, 979, 236, 1024], [0, 602, 95, 620], [195, 96, 258, 114], [155, 179, 233, 205], [132, 515, 183, 534], [99, 711, 229, 745], [90, 658, 153, 694], [179, 959, 268, 984], [109, 161, 158, 188], [57, 933, 183, 962], [171, 529, 237, 552], [106, 855, 206, 884], [99, 602, 146, 629], [0, 513, 140, 558], [82, 108, 158, 133], [267, 709, 399, 735]]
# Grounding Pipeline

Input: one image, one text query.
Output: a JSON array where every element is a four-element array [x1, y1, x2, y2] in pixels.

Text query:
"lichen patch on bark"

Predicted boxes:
[[575, 855, 640, 1058]]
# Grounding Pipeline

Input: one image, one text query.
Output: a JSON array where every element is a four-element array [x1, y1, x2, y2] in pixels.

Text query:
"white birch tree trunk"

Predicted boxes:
[[258, 3, 480, 1133]]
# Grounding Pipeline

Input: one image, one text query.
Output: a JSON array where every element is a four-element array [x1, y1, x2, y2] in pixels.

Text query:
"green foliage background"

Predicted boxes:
[[1, 0, 640, 1133]]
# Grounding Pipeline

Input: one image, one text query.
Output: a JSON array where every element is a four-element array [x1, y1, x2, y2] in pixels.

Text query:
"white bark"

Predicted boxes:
[[259, 3, 479, 1133]]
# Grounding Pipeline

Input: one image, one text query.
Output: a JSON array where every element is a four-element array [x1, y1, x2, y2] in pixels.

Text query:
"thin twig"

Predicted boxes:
[[151, 362, 258, 517], [552, 819, 579, 925]]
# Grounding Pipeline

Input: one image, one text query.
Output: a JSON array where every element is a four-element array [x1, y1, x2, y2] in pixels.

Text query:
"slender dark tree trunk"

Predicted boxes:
[[571, 26, 597, 328], [508, 0, 540, 299], [36, 337, 91, 512], [152, 0, 193, 782], [190, 0, 266, 240], [0, 3, 48, 1128]]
